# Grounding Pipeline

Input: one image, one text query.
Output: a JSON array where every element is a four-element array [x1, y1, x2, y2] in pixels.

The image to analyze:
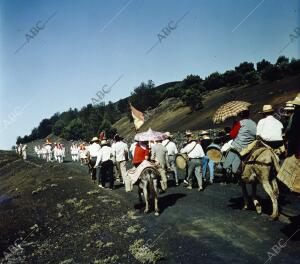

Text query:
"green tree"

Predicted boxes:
[[244, 71, 260, 85], [182, 88, 203, 112], [222, 70, 243, 86], [256, 59, 271, 73], [203, 72, 224, 90], [261, 65, 282, 81], [235, 62, 255, 75]]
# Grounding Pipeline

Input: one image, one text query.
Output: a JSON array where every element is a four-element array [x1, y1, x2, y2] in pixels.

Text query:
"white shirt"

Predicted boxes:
[[180, 141, 205, 159], [221, 140, 233, 153], [162, 139, 178, 156], [112, 141, 128, 162], [129, 142, 137, 157], [95, 146, 113, 166], [256, 115, 283, 141], [88, 142, 101, 157]]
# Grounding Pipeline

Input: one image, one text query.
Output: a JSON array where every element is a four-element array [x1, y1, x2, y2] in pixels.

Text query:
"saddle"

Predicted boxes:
[[241, 140, 279, 168]]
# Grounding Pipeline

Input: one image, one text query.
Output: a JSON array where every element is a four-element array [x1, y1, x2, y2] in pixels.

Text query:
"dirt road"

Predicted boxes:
[[1, 152, 300, 263]]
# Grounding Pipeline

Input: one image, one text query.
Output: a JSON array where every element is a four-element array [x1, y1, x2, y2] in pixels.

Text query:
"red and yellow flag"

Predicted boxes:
[[129, 103, 144, 130]]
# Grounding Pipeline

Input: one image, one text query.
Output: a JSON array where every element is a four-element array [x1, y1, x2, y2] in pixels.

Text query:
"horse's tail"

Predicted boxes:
[[270, 150, 281, 174]]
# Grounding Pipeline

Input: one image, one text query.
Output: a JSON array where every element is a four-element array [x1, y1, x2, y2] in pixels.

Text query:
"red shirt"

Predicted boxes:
[[230, 121, 241, 139], [133, 144, 149, 165]]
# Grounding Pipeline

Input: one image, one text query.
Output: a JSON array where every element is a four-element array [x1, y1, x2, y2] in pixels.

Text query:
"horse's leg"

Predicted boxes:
[[153, 179, 159, 216], [138, 183, 143, 203], [271, 178, 279, 198], [262, 181, 279, 220], [251, 182, 262, 214], [241, 182, 249, 210], [143, 181, 149, 213]]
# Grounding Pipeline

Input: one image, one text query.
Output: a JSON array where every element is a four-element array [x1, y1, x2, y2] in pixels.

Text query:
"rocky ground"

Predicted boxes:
[[1, 151, 300, 263]]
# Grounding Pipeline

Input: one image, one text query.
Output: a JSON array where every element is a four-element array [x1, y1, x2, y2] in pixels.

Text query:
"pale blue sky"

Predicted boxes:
[[0, 0, 299, 149]]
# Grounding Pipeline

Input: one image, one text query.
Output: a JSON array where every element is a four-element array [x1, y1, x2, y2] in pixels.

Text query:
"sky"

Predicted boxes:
[[0, 0, 299, 149]]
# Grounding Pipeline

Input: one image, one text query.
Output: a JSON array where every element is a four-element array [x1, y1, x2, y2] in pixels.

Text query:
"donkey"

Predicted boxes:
[[240, 145, 281, 219], [137, 167, 160, 216]]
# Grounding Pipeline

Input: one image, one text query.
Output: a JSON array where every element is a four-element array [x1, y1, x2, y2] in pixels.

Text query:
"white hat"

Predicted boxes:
[[200, 130, 209, 136], [91, 137, 99, 142], [289, 93, 300, 106], [101, 139, 108, 146], [185, 130, 192, 136], [164, 132, 173, 138], [259, 105, 274, 114], [284, 102, 295, 111]]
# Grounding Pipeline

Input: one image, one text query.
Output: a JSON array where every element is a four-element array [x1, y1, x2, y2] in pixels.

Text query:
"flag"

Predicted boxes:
[[130, 103, 144, 130]]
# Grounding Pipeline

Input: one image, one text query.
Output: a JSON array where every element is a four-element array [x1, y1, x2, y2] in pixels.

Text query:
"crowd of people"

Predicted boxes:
[[32, 140, 66, 163], [15, 143, 27, 160], [19, 93, 299, 195]]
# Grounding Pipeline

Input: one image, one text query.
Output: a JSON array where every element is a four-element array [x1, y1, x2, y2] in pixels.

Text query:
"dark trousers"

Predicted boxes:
[[100, 160, 114, 189]]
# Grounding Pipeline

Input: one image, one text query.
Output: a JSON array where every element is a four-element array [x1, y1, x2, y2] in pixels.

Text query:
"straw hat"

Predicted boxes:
[[164, 132, 173, 138], [284, 102, 295, 111], [185, 130, 192, 136], [101, 139, 109, 146], [289, 93, 300, 105], [200, 130, 209, 136], [259, 105, 274, 114], [189, 134, 198, 141], [91, 137, 99, 143]]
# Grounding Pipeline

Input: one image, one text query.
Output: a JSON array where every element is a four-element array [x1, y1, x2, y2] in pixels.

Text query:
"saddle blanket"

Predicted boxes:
[[126, 160, 157, 185]]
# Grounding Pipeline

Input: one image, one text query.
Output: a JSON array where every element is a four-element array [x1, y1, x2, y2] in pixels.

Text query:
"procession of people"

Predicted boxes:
[[16, 93, 300, 215]]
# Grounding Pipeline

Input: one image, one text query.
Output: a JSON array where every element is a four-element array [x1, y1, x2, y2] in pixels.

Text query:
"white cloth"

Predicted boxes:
[[180, 141, 205, 159], [129, 142, 137, 157], [112, 141, 128, 162], [88, 143, 101, 157], [79, 149, 88, 159], [126, 160, 156, 185], [256, 115, 283, 141], [95, 146, 113, 166], [162, 139, 178, 156], [221, 140, 233, 153]]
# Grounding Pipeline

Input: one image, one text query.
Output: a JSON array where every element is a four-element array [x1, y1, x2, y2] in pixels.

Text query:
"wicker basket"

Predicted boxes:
[[277, 155, 300, 193]]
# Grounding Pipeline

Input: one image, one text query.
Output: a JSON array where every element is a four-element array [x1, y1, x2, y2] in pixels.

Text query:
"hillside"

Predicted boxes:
[[15, 56, 300, 146], [113, 75, 300, 140]]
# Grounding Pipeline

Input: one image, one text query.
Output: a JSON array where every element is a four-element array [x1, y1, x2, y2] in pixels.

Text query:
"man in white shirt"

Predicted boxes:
[[22, 144, 27, 160], [112, 135, 128, 183], [257, 105, 284, 149], [162, 132, 179, 186], [180, 134, 205, 191], [95, 140, 114, 189], [88, 137, 101, 161]]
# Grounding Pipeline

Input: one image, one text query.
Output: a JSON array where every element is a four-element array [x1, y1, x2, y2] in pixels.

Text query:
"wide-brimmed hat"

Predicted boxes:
[[164, 132, 173, 138], [185, 130, 192, 136], [284, 102, 295, 111], [91, 137, 99, 142], [259, 105, 274, 114], [101, 139, 109, 146], [200, 130, 209, 136], [289, 93, 300, 105], [189, 134, 198, 141]]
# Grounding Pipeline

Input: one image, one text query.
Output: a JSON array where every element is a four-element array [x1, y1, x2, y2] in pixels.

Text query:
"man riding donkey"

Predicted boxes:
[[223, 101, 287, 219]]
